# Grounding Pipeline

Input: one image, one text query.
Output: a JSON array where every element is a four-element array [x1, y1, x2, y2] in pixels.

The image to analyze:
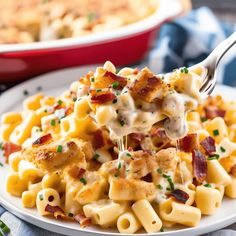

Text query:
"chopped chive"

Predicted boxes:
[[162, 174, 170, 178], [56, 145, 63, 153], [114, 173, 119, 177], [180, 67, 188, 74], [203, 183, 212, 188], [166, 187, 171, 191], [201, 117, 208, 122], [90, 77, 95, 82], [39, 194, 44, 201], [23, 90, 29, 96], [213, 129, 219, 136], [93, 153, 100, 160], [50, 119, 56, 126], [0, 142, 3, 150], [157, 184, 163, 190], [44, 109, 47, 113], [118, 162, 122, 170], [96, 89, 102, 92], [126, 153, 132, 157], [87, 12, 95, 22], [161, 76, 164, 80], [157, 168, 162, 174], [119, 120, 125, 127], [207, 154, 220, 160], [57, 100, 63, 105], [160, 227, 164, 232], [220, 146, 226, 152], [112, 81, 119, 89], [68, 213, 74, 217], [0, 163, 3, 167], [80, 178, 87, 185], [73, 97, 77, 102]]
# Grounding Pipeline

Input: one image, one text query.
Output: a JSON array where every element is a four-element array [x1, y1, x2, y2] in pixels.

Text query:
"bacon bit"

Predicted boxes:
[[230, 164, 236, 177], [32, 133, 52, 146], [192, 149, 207, 183], [91, 92, 115, 104], [45, 204, 64, 215], [3, 142, 21, 159], [130, 133, 145, 143], [92, 130, 105, 149], [200, 136, 216, 154], [171, 189, 189, 203], [150, 127, 167, 139], [68, 166, 86, 179], [133, 68, 139, 75], [128, 147, 133, 152], [179, 134, 198, 153], [74, 214, 92, 227], [204, 106, 226, 119], [104, 71, 127, 89]]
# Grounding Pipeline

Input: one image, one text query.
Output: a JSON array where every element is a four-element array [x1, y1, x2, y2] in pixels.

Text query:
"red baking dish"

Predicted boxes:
[[0, 0, 190, 83]]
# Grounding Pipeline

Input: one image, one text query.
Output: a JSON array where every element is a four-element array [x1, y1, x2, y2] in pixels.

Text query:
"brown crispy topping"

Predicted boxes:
[[192, 149, 207, 183], [92, 130, 105, 149], [74, 214, 92, 227], [32, 133, 52, 146], [200, 136, 216, 154], [179, 133, 198, 153], [3, 142, 22, 159], [171, 189, 189, 203], [204, 106, 226, 119], [91, 92, 116, 104]]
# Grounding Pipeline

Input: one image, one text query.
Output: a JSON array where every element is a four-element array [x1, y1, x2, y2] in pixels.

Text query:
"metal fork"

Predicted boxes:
[[196, 32, 236, 95]]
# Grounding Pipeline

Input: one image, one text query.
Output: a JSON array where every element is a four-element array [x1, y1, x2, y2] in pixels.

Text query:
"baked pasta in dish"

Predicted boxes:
[[1, 61, 236, 233], [0, 0, 157, 44]]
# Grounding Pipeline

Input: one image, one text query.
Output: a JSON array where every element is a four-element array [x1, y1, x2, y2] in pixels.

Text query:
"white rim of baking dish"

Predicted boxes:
[[0, 0, 183, 53]]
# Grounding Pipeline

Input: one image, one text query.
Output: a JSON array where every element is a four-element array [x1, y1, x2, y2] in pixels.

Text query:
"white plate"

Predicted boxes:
[[0, 66, 236, 236]]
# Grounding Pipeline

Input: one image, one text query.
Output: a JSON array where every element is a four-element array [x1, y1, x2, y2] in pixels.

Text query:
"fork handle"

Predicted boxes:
[[202, 32, 236, 69]]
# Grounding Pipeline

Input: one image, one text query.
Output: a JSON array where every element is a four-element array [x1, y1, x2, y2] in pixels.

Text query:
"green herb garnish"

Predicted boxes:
[[201, 117, 208, 122], [50, 119, 56, 126], [112, 81, 120, 89], [213, 129, 219, 136], [80, 178, 87, 185], [23, 90, 29, 96], [68, 213, 74, 217], [220, 146, 226, 152], [119, 120, 125, 127], [57, 100, 63, 105], [39, 194, 44, 201], [180, 67, 189, 74], [207, 154, 220, 160], [93, 153, 100, 160], [203, 183, 212, 188], [56, 145, 63, 153], [157, 184, 163, 190], [157, 168, 162, 174]]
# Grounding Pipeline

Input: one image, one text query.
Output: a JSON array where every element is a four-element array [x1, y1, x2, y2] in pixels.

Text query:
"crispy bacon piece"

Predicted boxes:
[[91, 92, 116, 104], [171, 189, 189, 203], [179, 134, 198, 153], [32, 133, 52, 146], [3, 142, 21, 159], [130, 133, 145, 143], [204, 106, 226, 119], [68, 166, 86, 179], [104, 71, 127, 89], [92, 130, 105, 149], [200, 136, 216, 154], [45, 204, 66, 219], [130, 68, 168, 102], [74, 214, 92, 227], [230, 164, 236, 177], [192, 149, 207, 183]]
